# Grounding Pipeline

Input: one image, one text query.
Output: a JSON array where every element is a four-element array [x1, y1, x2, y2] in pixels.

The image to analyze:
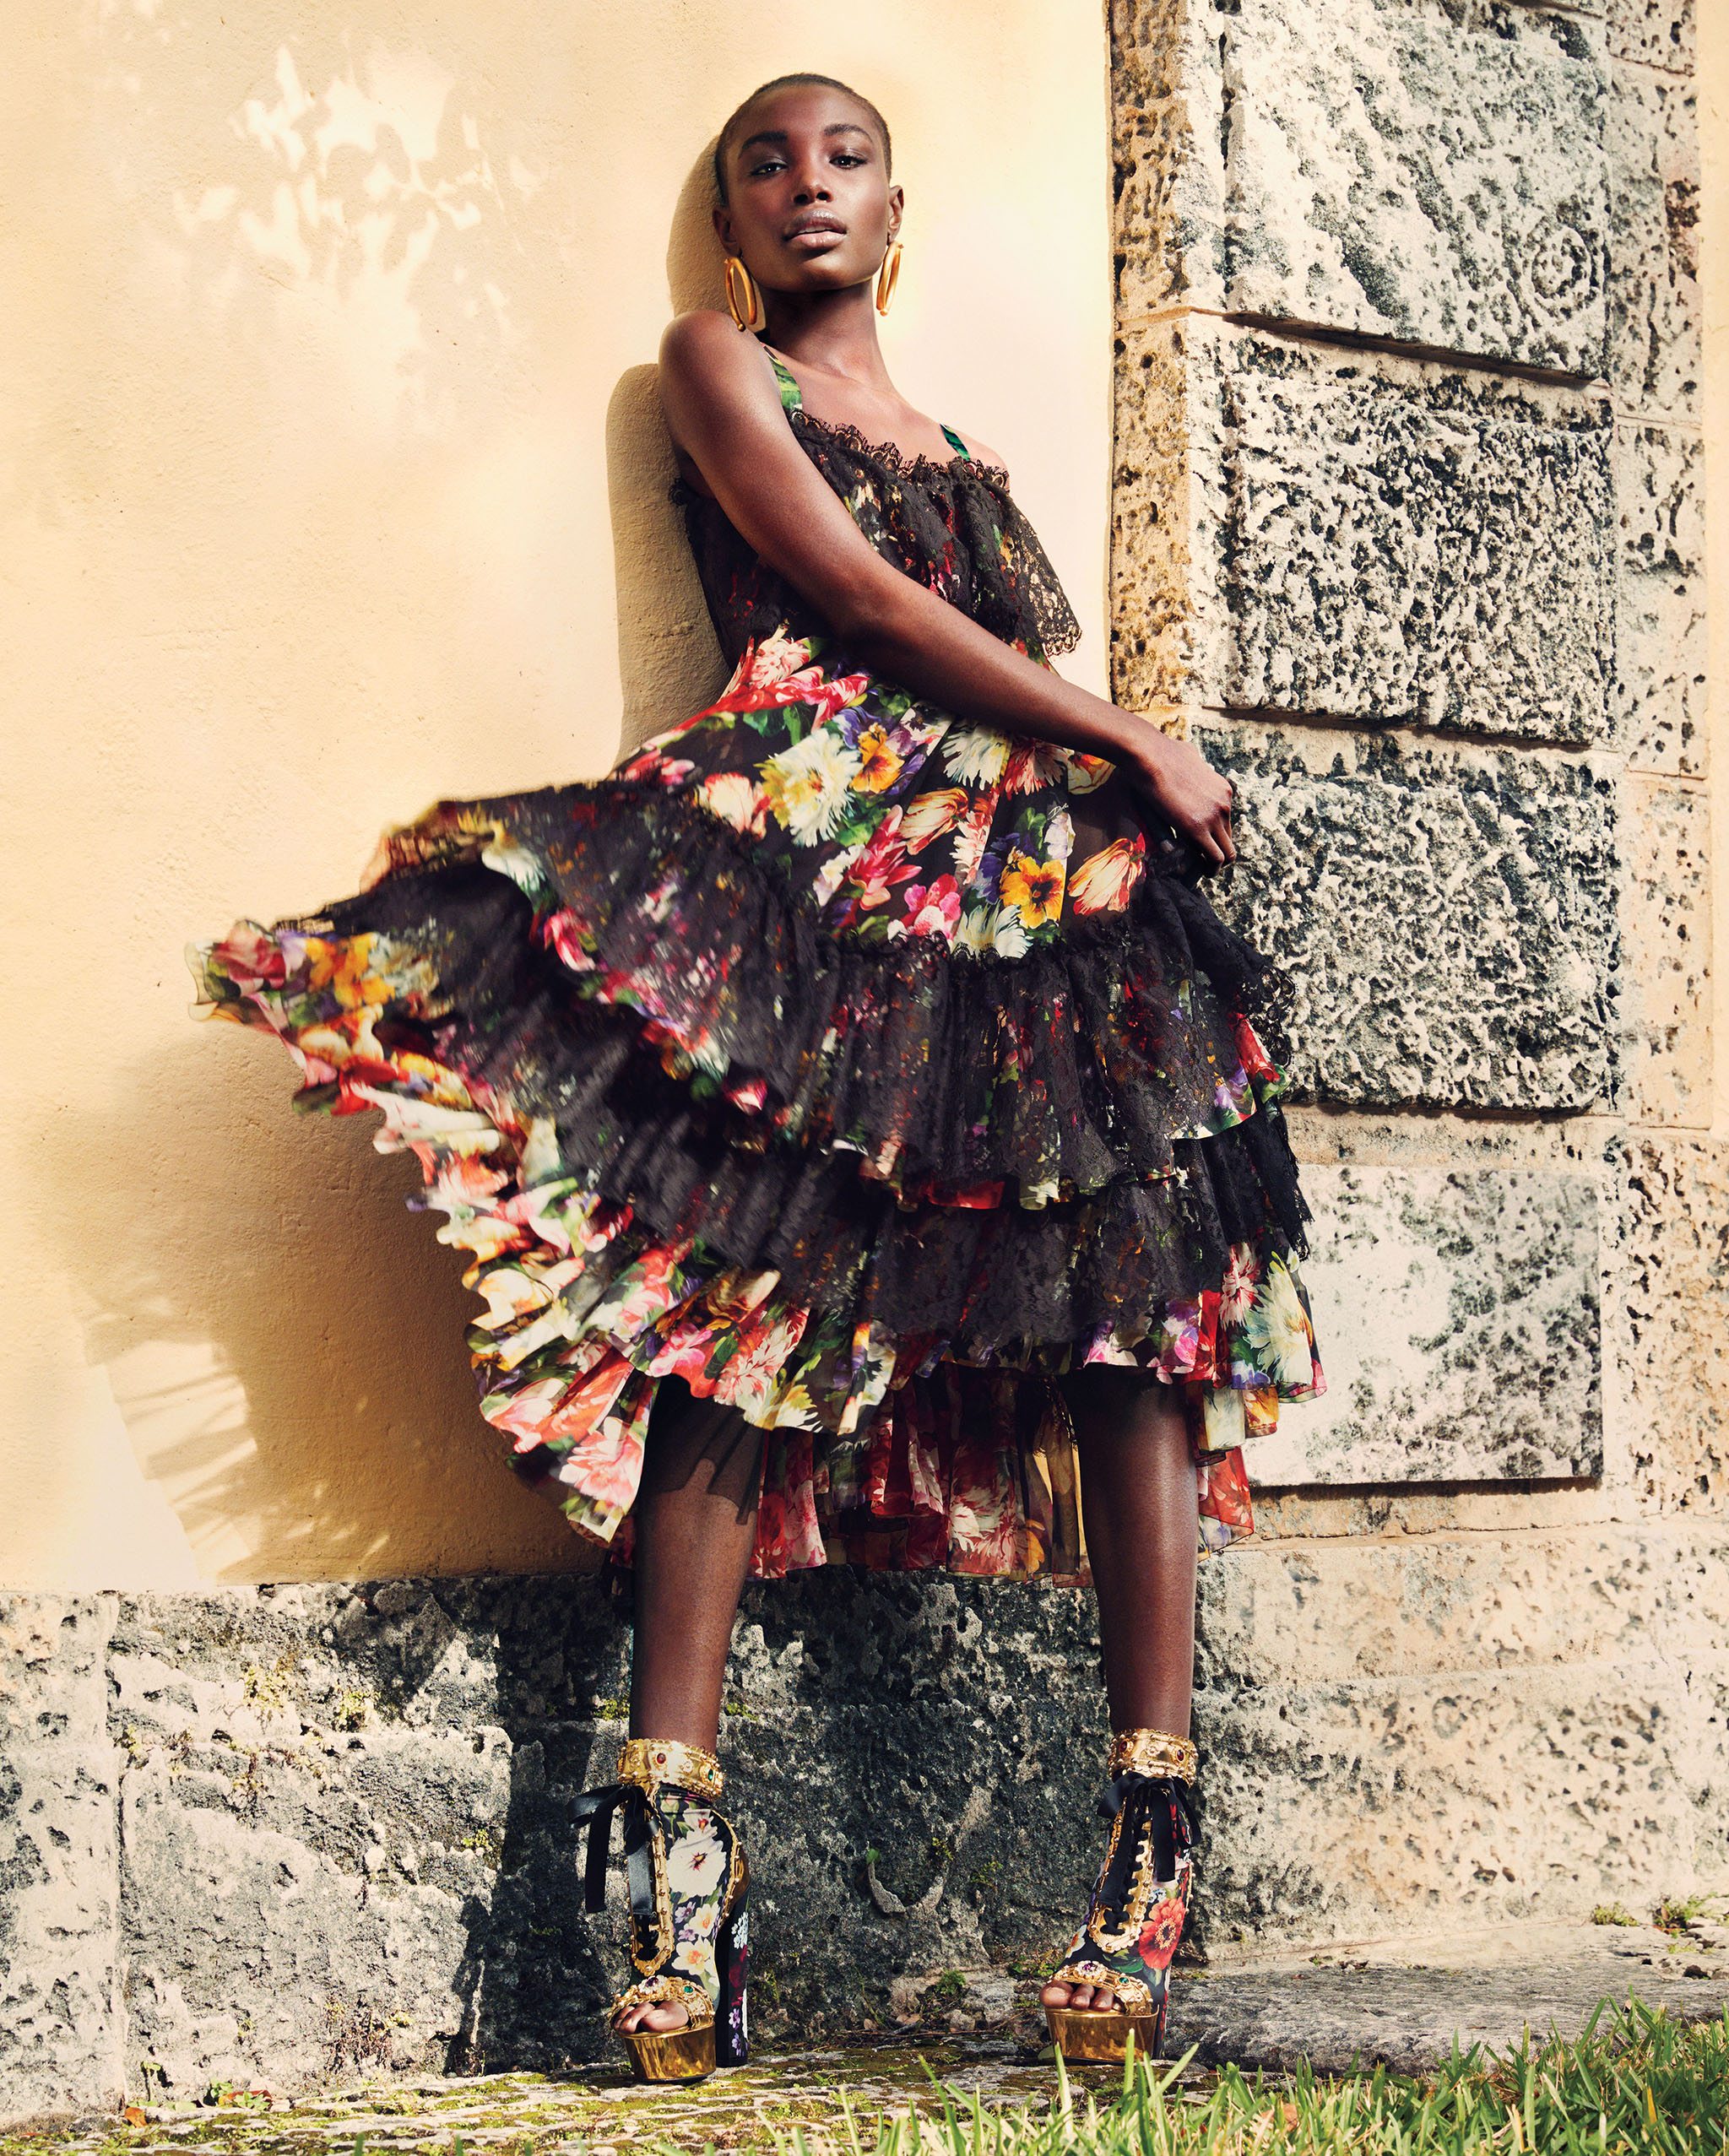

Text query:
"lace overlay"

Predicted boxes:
[[669, 352, 1082, 668]]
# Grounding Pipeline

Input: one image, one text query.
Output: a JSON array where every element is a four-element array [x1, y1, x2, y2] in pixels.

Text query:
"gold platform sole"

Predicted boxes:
[[1043, 2004, 1162, 2064], [620, 2019, 718, 2083]]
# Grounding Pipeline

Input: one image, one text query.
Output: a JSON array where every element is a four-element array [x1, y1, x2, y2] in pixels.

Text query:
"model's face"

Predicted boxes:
[[715, 84, 901, 296]]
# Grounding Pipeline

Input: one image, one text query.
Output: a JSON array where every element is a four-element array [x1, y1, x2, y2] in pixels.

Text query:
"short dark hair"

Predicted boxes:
[[712, 73, 892, 207]]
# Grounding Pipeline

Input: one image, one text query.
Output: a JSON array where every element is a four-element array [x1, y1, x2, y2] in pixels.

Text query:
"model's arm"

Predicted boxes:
[[657, 311, 1235, 864]]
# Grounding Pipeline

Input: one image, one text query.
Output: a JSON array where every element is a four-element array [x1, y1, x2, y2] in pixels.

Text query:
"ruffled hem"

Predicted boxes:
[[187, 798, 1326, 1575], [272, 777, 1309, 1250]]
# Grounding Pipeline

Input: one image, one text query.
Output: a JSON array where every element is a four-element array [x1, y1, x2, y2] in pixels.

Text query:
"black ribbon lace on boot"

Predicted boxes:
[[572, 1780, 667, 1964], [1092, 1770, 1198, 1917]]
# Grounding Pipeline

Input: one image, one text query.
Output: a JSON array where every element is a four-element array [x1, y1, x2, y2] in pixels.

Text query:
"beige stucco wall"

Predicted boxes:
[[0, 3, 1111, 1588]]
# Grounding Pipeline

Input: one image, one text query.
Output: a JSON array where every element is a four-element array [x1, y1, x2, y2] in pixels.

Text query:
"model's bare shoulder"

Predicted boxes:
[[658, 309, 770, 399]]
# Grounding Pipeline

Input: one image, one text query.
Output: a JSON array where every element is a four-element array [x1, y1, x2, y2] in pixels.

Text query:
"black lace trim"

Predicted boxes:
[[666, 416, 1011, 501], [789, 407, 1013, 490]]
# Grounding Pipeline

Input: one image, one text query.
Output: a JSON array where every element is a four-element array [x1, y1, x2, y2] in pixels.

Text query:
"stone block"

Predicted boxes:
[[1618, 777, 1711, 1125], [1195, 1523, 1729, 1687], [1113, 321, 1614, 734], [1109, 0, 1226, 322], [1607, 0, 1694, 73], [1111, 0, 1608, 371], [3, 1540, 1727, 2115], [0, 1596, 122, 2123], [1110, 320, 1205, 710], [1609, 63, 1700, 418], [2, 1592, 113, 1745], [1245, 1165, 1601, 1487], [1612, 1134, 1729, 1514], [1613, 420, 1707, 775], [118, 1727, 518, 2094], [1195, 1657, 1726, 1943], [1174, 1937, 1729, 2076], [1194, 721, 1617, 1111], [106, 1582, 637, 2088]]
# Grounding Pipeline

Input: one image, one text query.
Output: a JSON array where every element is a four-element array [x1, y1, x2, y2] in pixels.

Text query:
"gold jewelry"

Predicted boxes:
[[1107, 1727, 1198, 1785], [875, 237, 902, 315], [723, 253, 765, 333], [616, 1736, 726, 1802], [610, 1969, 714, 2031]]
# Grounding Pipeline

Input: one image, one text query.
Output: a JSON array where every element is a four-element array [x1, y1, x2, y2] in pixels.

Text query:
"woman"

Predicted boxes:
[[188, 71, 1324, 2083]]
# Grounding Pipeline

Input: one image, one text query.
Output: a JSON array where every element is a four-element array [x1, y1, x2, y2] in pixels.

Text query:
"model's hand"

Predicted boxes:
[[1117, 725, 1237, 865]]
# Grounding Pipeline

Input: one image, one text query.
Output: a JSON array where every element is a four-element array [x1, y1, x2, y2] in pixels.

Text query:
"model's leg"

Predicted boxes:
[[1041, 1368, 1198, 2014], [615, 1374, 764, 2034]]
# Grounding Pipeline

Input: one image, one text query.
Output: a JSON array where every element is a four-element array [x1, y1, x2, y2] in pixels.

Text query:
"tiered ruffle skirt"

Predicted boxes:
[[188, 631, 1324, 1580]]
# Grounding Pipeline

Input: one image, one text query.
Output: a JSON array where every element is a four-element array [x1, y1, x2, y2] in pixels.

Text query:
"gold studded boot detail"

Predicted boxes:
[[1042, 1728, 1198, 2065], [572, 1737, 750, 2082]]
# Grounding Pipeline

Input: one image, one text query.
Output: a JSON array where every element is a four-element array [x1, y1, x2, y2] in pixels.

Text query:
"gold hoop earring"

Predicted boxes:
[[723, 254, 765, 333], [875, 239, 902, 316]]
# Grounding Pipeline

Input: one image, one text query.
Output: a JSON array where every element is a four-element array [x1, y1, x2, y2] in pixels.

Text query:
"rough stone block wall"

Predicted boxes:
[[2, 0, 1722, 2124], [3, 1579, 1132, 2110], [1106, 0, 1722, 1970]]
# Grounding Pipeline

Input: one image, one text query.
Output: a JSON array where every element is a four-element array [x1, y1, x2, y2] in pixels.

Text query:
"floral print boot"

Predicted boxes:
[[1042, 1728, 1198, 2063], [572, 1738, 750, 2082]]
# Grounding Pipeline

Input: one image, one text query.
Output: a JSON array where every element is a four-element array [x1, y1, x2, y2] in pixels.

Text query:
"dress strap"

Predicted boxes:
[[940, 422, 971, 461], [762, 345, 803, 414]]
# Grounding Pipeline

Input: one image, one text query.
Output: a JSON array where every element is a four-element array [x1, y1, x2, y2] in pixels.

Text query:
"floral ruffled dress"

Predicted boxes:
[[187, 341, 1325, 1581]]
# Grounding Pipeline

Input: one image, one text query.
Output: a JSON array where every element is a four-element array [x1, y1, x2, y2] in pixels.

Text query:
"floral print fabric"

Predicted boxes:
[[187, 339, 1324, 1579], [648, 1785, 737, 2020]]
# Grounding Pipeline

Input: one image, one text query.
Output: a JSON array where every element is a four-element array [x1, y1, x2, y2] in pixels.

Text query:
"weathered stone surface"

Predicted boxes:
[[1614, 420, 1707, 775], [3, 1540, 1726, 2117], [1226, 1, 1607, 367], [108, 1584, 626, 2092], [1194, 722, 1617, 1110], [1112, 0, 1608, 371], [1195, 1660, 1727, 1942], [1110, 321, 1200, 712], [1111, 321, 1614, 736], [1218, 360, 1612, 738], [120, 1728, 517, 2091], [1109, 0, 1225, 322], [1609, 0, 1695, 73], [1195, 1524, 1729, 1687], [1246, 1166, 1600, 1487], [1176, 1933, 1729, 2075], [1609, 63, 1700, 418], [2, 1593, 112, 1744], [83, 1579, 1127, 2102], [1618, 777, 1712, 1126], [0, 1597, 122, 2121], [1612, 1135, 1729, 1514]]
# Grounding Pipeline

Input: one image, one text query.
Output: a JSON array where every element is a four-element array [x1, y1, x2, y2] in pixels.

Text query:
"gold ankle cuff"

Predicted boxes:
[[1107, 1727, 1198, 1785], [617, 1736, 725, 1802]]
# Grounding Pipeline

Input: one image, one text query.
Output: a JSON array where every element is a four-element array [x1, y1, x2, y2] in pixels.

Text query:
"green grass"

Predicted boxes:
[[621, 2002, 1725, 2156]]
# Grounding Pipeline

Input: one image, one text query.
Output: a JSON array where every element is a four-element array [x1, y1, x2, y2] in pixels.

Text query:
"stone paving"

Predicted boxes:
[[3, 2036, 1093, 2156], [8, 1915, 1727, 2155]]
